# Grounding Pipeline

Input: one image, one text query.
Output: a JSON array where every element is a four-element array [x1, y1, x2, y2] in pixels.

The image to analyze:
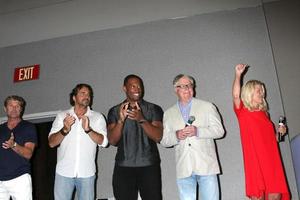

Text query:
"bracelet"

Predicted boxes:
[[139, 119, 147, 124], [85, 128, 92, 134], [12, 142, 17, 148], [60, 128, 69, 136]]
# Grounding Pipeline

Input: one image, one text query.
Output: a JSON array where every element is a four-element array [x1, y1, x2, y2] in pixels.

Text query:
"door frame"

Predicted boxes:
[[0, 110, 60, 124]]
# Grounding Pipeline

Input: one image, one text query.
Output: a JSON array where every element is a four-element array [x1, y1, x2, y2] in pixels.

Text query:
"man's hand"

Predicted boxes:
[[81, 116, 91, 132], [176, 126, 197, 140], [118, 102, 129, 123], [2, 132, 15, 149], [63, 113, 76, 132], [185, 125, 197, 137], [127, 102, 145, 122]]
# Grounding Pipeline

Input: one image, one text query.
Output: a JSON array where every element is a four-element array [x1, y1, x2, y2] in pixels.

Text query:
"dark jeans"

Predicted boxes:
[[113, 164, 162, 200]]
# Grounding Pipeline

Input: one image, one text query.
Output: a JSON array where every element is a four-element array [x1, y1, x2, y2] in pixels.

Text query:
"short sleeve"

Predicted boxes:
[[93, 113, 108, 147], [234, 101, 244, 116], [107, 106, 119, 124], [21, 121, 38, 145], [49, 112, 64, 136], [152, 104, 164, 122]]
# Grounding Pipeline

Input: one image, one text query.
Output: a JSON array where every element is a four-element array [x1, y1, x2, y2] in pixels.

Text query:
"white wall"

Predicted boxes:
[[0, 0, 265, 48], [263, 0, 300, 140]]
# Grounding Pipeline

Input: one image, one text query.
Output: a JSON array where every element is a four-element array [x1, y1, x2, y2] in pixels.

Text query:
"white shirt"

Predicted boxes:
[[49, 107, 108, 178]]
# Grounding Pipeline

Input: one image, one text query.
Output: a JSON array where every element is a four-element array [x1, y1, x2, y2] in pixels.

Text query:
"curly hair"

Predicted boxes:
[[69, 83, 93, 107]]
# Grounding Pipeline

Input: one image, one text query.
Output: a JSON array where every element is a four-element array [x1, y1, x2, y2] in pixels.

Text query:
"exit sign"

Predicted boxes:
[[14, 64, 40, 82]]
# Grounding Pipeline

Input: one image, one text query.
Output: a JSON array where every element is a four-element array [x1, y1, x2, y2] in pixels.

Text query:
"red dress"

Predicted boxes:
[[234, 101, 290, 199]]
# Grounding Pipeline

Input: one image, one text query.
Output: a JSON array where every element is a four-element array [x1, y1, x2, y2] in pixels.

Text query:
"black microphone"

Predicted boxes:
[[278, 116, 286, 142], [185, 116, 195, 127]]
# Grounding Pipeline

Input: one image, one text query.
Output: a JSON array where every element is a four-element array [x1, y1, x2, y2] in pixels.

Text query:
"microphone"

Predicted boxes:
[[278, 116, 286, 142], [185, 116, 195, 127]]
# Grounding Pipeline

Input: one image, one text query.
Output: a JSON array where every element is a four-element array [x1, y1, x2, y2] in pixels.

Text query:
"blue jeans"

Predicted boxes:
[[54, 173, 95, 200], [176, 173, 219, 200]]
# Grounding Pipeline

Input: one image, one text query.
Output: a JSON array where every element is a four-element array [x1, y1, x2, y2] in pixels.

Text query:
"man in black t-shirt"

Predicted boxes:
[[107, 74, 163, 200], [0, 95, 37, 200]]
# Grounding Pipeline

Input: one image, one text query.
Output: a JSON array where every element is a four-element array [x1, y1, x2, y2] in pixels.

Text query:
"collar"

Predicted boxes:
[[68, 106, 91, 116], [177, 98, 193, 108]]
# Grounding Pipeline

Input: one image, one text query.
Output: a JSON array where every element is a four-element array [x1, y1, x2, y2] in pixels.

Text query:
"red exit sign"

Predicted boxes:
[[14, 64, 40, 82]]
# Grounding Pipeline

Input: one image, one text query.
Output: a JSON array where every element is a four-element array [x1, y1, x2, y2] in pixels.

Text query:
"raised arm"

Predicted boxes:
[[107, 102, 128, 146], [81, 115, 108, 147], [232, 64, 247, 108], [49, 113, 75, 148], [2, 133, 36, 160], [107, 122, 123, 146], [12, 141, 36, 160], [133, 102, 163, 143], [139, 120, 163, 143]]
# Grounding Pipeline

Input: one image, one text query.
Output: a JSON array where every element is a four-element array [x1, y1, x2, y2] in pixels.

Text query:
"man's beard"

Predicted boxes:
[[81, 99, 90, 107]]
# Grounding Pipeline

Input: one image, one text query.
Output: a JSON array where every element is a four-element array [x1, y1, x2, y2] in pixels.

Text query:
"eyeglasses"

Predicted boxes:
[[175, 84, 194, 90]]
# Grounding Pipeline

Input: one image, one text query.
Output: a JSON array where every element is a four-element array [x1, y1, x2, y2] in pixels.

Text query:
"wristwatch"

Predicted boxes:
[[85, 128, 92, 134], [60, 128, 69, 136]]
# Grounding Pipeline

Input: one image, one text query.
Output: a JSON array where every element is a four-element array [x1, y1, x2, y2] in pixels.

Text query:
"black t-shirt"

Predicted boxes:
[[107, 100, 163, 167], [0, 120, 37, 180]]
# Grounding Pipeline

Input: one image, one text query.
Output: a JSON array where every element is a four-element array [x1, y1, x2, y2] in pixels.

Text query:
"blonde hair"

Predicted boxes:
[[241, 80, 268, 111]]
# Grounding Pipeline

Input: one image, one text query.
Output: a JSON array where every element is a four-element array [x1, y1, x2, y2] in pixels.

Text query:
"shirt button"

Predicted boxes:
[[189, 143, 191, 146]]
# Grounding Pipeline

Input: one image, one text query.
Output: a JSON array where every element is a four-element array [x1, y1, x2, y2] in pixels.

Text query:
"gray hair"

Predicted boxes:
[[173, 74, 195, 87]]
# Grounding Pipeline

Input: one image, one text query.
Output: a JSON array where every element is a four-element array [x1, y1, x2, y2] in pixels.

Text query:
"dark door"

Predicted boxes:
[[31, 121, 57, 200]]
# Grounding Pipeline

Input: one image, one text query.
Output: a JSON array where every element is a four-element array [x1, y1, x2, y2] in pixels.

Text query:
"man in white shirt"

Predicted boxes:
[[48, 83, 108, 200]]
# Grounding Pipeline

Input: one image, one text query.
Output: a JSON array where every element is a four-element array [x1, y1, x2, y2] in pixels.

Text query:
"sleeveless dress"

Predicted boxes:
[[234, 101, 290, 199]]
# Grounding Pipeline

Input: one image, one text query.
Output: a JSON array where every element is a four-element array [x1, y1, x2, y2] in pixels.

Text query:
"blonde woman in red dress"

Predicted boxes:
[[232, 63, 290, 200]]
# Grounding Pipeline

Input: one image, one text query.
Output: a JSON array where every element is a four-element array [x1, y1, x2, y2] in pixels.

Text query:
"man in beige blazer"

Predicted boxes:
[[160, 74, 224, 200]]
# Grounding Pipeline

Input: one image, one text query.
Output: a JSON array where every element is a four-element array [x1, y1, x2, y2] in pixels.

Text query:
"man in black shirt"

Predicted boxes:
[[107, 74, 163, 200], [0, 95, 37, 200]]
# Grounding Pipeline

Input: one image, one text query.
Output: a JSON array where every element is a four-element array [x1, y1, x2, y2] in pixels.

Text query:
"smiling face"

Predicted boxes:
[[123, 77, 143, 102], [241, 80, 267, 111], [175, 76, 194, 104]]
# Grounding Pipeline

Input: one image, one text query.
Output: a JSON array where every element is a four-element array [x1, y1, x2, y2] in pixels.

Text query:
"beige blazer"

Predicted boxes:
[[160, 98, 224, 179]]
